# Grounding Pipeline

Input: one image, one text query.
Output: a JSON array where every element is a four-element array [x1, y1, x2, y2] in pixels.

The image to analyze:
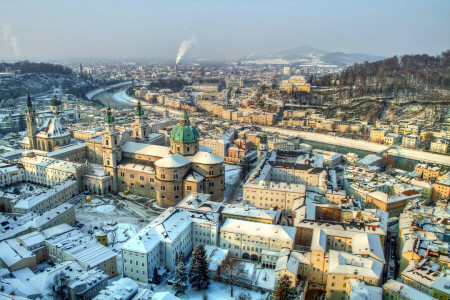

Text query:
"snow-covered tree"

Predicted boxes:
[[173, 260, 188, 295], [272, 275, 297, 300], [189, 243, 210, 291]]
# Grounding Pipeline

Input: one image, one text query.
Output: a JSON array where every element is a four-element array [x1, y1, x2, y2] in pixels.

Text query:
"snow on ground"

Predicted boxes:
[[86, 81, 132, 99], [254, 268, 276, 291], [4, 183, 48, 196], [225, 164, 243, 186], [113, 90, 136, 104], [261, 125, 388, 153], [157, 281, 268, 300]]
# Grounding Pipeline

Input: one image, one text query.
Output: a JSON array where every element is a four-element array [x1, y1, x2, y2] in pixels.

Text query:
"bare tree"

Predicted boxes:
[[48, 271, 70, 300], [220, 253, 246, 297], [110, 229, 117, 246]]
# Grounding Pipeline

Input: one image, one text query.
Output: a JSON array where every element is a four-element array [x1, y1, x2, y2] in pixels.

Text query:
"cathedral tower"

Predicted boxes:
[[131, 100, 148, 140], [102, 104, 122, 192], [25, 90, 37, 150]]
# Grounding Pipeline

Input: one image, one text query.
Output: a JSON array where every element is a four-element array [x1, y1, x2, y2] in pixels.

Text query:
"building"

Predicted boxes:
[[219, 219, 296, 261], [432, 172, 450, 202], [414, 163, 442, 181], [370, 128, 387, 143], [365, 190, 421, 217], [243, 180, 306, 210], [43, 224, 118, 277], [383, 279, 435, 300], [121, 207, 219, 282], [430, 138, 449, 154], [93, 278, 151, 300], [12, 179, 78, 214], [402, 134, 419, 149], [25, 93, 71, 151], [280, 76, 311, 94], [221, 204, 281, 224]]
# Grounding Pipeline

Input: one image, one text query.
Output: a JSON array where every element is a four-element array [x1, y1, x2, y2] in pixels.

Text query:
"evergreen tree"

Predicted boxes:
[[152, 266, 161, 284], [189, 244, 210, 291], [173, 260, 188, 295], [175, 252, 179, 265], [272, 275, 297, 300], [179, 251, 185, 264]]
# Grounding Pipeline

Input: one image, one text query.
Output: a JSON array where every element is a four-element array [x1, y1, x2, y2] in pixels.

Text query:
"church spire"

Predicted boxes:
[[26, 89, 33, 109], [135, 99, 144, 117], [104, 102, 115, 123]]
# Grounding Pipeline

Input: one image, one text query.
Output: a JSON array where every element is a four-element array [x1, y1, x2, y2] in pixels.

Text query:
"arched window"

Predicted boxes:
[[105, 139, 109, 145]]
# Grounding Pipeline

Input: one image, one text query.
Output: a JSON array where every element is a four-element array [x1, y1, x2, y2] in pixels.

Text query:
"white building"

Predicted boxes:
[[121, 207, 219, 283], [219, 219, 296, 261], [402, 134, 419, 149]]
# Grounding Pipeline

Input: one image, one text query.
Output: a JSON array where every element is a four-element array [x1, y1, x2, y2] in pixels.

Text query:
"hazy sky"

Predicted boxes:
[[1, 0, 449, 62]]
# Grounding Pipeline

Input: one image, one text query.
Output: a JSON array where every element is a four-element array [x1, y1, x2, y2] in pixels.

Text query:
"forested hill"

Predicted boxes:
[[0, 60, 72, 75], [337, 50, 450, 99]]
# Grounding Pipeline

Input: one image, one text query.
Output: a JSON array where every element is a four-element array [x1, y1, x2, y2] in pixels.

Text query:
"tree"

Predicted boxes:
[[48, 271, 70, 300], [220, 253, 246, 297], [272, 275, 297, 300], [189, 243, 210, 291], [173, 260, 188, 295], [179, 251, 185, 264], [152, 266, 161, 284]]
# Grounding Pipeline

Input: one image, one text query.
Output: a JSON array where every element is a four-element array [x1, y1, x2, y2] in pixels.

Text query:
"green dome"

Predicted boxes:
[[170, 124, 199, 143], [170, 110, 199, 143]]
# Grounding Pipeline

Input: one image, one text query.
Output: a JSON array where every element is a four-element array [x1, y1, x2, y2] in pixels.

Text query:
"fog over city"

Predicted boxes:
[[1, 0, 449, 62]]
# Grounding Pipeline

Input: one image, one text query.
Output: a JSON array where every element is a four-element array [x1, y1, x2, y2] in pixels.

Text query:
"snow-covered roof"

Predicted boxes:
[[35, 118, 70, 138], [327, 250, 383, 279], [383, 279, 434, 300], [121, 141, 171, 157], [220, 219, 296, 242], [187, 151, 224, 165], [155, 153, 191, 168], [0, 240, 34, 267]]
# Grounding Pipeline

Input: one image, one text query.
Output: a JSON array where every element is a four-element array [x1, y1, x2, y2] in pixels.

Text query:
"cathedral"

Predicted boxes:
[[25, 92, 71, 151], [25, 95, 225, 207]]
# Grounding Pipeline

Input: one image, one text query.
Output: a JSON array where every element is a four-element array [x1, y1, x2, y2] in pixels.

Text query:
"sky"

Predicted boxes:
[[1, 0, 449, 62]]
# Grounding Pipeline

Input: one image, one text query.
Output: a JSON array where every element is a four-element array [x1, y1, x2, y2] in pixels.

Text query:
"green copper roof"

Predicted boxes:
[[170, 124, 199, 143], [170, 110, 199, 143], [104, 104, 115, 123], [135, 100, 144, 117]]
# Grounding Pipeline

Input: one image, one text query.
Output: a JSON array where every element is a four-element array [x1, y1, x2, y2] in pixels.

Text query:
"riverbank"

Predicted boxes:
[[94, 88, 449, 166]]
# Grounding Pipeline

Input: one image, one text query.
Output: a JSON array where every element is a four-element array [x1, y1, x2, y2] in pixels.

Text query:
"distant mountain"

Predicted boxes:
[[321, 52, 385, 66], [268, 45, 329, 59], [241, 45, 385, 66]]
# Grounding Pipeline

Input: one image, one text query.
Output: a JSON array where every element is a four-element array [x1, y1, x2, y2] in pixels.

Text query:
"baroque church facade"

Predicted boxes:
[[25, 96, 225, 207]]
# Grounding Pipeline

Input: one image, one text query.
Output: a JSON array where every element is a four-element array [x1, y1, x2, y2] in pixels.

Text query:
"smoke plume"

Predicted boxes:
[[246, 52, 256, 59], [2, 25, 20, 58], [176, 35, 197, 64]]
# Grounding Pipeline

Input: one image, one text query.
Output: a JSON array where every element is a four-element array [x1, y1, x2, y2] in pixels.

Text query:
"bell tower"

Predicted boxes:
[[25, 90, 38, 150], [102, 104, 122, 192], [131, 100, 148, 140]]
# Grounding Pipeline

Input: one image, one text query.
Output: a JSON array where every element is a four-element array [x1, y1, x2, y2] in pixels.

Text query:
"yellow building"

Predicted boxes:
[[280, 76, 311, 94]]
